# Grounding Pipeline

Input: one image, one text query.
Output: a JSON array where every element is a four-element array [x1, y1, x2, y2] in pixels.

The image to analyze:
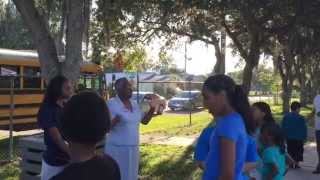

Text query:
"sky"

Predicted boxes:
[[146, 36, 268, 75]]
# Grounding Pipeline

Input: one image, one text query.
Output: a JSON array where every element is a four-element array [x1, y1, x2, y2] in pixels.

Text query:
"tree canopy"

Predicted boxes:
[[3, 0, 320, 112]]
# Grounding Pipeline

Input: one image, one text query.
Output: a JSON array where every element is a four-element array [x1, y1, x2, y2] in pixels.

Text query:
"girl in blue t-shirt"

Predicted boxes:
[[259, 123, 286, 180], [202, 75, 256, 180]]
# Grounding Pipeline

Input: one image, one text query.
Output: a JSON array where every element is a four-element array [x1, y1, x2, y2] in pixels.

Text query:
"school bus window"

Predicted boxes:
[[0, 65, 20, 88], [23, 67, 41, 89]]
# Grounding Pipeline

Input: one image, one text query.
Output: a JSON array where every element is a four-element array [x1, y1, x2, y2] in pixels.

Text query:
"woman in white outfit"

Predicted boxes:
[[105, 78, 156, 180]]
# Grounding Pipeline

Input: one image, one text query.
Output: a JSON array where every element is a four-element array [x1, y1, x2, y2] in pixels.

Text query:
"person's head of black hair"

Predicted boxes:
[[202, 74, 256, 135], [252, 101, 275, 126], [260, 123, 285, 154], [61, 91, 110, 145], [291, 101, 301, 112], [43, 75, 68, 105], [114, 77, 132, 100]]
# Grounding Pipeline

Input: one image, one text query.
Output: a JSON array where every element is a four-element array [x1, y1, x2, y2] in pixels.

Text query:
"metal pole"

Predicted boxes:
[[137, 72, 140, 104], [9, 77, 15, 161], [184, 42, 187, 73], [189, 81, 192, 126], [111, 74, 115, 97]]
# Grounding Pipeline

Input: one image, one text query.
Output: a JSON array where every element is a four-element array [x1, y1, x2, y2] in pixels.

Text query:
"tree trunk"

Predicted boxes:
[[63, 0, 85, 81], [55, 0, 66, 56], [83, 0, 91, 58], [278, 48, 295, 113], [223, 22, 261, 95], [13, 0, 60, 81], [295, 55, 308, 106], [212, 30, 226, 74], [300, 80, 308, 106], [242, 62, 255, 95], [282, 79, 293, 113], [298, 66, 308, 106], [103, 0, 112, 53]]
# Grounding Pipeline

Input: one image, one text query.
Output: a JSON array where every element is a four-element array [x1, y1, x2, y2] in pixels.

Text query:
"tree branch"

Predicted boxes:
[[222, 18, 248, 60], [13, 0, 60, 81]]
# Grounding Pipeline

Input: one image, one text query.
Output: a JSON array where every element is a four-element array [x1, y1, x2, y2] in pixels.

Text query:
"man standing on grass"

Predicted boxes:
[[313, 94, 320, 174]]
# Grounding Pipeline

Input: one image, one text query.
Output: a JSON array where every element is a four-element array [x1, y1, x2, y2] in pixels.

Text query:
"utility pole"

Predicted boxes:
[[184, 41, 187, 73]]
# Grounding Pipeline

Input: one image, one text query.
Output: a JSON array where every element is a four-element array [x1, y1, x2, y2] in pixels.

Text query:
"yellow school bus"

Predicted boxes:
[[0, 48, 105, 130]]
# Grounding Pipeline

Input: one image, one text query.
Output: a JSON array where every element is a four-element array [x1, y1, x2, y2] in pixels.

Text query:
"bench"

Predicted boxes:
[[19, 134, 105, 180]]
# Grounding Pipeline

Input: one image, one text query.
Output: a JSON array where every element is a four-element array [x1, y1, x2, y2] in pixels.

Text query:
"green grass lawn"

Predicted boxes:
[[271, 104, 313, 125], [140, 110, 212, 136], [0, 161, 19, 180], [0, 136, 20, 180], [0, 143, 201, 180], [139, 144, 202, 180]]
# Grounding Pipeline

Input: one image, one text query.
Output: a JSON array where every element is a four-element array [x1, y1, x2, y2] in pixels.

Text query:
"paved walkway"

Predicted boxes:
[[285, 142, 319, 180], [141, 134, 198, 146]]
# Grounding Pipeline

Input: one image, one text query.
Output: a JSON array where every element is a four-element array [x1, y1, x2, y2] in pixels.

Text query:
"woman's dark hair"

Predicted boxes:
[[61, 91, 111, 145], [203, 74, 256, 135], [37, 76, 68, 128], [42, 75, 68, 105], [291, 101, 301, 112], [252, 102, 275, 125], [261, 123, 286, 154]]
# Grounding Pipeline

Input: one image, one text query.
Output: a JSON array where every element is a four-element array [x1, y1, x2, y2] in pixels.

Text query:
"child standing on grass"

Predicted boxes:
[[258, 123, 286, 180]]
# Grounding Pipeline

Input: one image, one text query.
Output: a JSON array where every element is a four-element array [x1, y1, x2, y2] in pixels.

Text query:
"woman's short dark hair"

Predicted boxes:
[[43, 75, 68, 105], [252, 102, 275, 125], [291, 101, 301, 112], [203, 74, 256, 135], [61, 91, 111, 145]]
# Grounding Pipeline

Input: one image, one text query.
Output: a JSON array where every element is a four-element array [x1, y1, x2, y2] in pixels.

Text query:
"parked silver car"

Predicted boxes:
[[168, 90, 202, 111]]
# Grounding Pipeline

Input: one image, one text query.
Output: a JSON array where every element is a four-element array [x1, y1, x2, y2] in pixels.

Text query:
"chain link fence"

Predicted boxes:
[[0, 76, 17, 163]]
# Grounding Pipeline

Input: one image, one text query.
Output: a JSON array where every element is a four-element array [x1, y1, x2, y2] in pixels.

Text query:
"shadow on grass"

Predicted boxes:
[[139, 145, 201, 180]]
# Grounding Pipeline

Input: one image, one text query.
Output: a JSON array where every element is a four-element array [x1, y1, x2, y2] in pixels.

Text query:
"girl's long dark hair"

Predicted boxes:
[[253, 102, 275, 125], [261, 123, 286, 154], [37, 75, 68, 128], [203, 75, 256, 135], [42, 75, 68, 106]]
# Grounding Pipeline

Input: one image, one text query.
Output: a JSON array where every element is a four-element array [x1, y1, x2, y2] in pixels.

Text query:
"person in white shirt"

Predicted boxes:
[[313, 94, 320, 174], [104, 78, 157, 180]]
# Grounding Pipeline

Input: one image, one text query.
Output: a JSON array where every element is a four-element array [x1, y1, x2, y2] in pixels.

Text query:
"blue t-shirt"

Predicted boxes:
[[245, 135, 259, 163], [194, 127, 214, 161], [243, 135, 259, 180], [259, 146, 286, 180], [281, 112, 307, 140], [203, 113, 248, 180], [38, 102, 69, 166]]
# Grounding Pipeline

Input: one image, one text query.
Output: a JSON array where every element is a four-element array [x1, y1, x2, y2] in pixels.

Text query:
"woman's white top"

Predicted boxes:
[[314, 95, 320, 130], [106, 96, 145, 146]]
